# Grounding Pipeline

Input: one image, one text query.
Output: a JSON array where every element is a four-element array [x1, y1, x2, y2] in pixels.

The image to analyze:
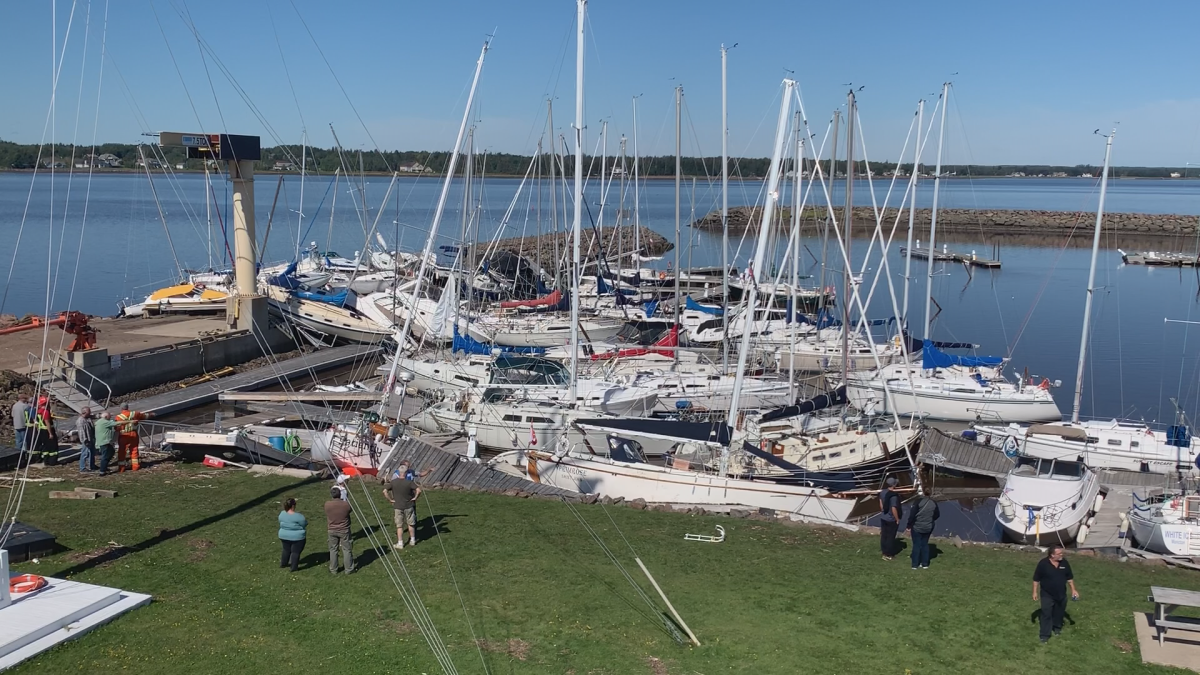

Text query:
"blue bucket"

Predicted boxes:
[[268, 436, 286, 452]]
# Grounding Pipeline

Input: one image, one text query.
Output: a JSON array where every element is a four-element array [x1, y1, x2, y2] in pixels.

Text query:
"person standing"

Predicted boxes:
[[278, 497, 307, 572], [384, 463, 421, 549], [94, 412, 118, 475], [114, 403, 153, 473], [11, 394, 30, 452], [1033, 544, 1079, 643], [906, 487, 940, 569], [30, 396, 59, 466], [324, 486, 354, 575], [878, 476, 902, 560], [76, 408, 96, 472]]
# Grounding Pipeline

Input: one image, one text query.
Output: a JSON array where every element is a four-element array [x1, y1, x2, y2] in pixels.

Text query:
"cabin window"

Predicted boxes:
[[829, 452, 842, 458], [527, 416, 553, 424], [502, 415, 522, 422], [1106, 439, 1121, 447], [1050, 461, 1083, 479], [1087, 437, 1099, 444], [812, 455, 825, 462], [1130, 441, 1140, 448]]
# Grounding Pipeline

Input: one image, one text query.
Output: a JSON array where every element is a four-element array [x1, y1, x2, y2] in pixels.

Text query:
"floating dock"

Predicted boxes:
[[901, 246, 1001, 268], [1119, 249, 1200, 267]]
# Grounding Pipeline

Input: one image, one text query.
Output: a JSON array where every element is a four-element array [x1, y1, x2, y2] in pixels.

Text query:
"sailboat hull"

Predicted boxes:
[[528, 451, 860, 521]]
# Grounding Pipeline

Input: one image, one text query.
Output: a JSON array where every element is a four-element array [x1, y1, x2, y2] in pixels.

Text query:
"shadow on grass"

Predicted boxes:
[[53, 475, 323, 578], [1028, 608, 1077, 626]]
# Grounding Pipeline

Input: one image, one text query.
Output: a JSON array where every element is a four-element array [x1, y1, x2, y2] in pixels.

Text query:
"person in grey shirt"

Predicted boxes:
[[11, 394, 30, 451], [75, 407, 96, 472]]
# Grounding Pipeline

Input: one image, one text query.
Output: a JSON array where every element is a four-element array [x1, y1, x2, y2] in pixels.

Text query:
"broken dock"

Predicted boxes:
[[901, 245, 1001, 268]]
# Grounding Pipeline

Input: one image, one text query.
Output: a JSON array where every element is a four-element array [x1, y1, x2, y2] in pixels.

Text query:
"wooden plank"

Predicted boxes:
[[49, 490, 97, 500], [74, 487, 117, 498]]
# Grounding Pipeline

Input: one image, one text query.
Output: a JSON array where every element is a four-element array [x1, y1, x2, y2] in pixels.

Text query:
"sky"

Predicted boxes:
[[3, 0, 1200, 167]]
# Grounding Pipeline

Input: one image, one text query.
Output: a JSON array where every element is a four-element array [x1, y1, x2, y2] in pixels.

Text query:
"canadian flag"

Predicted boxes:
[[530, 424, 538, 446]]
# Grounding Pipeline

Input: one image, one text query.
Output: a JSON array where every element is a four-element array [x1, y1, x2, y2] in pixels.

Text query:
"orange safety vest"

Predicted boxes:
[[115, 411, 140, 437]]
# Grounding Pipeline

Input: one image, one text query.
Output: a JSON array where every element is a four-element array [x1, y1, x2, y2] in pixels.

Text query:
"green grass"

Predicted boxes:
[[8, 463, 1199, 674]]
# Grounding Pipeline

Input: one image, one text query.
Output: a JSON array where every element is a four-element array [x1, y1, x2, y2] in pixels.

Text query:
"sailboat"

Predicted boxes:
[[975, 130, 1200, 472], [1129, 490, 1200, 556], [525, 49, 864, 520], [842, 83, 1061, 424]]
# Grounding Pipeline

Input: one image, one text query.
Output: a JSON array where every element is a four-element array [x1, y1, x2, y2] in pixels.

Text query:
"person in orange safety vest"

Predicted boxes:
[[114, 403, 154, 472]]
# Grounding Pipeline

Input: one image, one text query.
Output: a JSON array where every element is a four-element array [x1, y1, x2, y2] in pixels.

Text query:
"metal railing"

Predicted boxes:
[[27, 350, 114, 410]]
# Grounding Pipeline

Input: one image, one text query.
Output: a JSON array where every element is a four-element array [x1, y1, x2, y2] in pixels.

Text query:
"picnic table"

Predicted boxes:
[[1150, 586, 1200, 646]]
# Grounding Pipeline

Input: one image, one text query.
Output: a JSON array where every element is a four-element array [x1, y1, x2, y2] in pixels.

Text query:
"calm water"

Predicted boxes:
[[5, 172, 1200, 423]]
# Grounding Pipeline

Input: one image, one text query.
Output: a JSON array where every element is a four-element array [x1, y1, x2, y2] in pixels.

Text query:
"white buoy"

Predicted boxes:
[[1118, 512, 1130, 540], [999, 495, 1015, 521], [1076, 523, 1090, 545], [1093, 493, 1105, 513]]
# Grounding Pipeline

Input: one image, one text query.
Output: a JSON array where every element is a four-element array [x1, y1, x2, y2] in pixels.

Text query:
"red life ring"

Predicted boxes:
[[9, 574, 47, 594]]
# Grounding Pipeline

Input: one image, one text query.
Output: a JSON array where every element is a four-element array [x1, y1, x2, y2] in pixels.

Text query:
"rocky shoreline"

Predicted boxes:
[[694, 206, 1200, 238], [470, 225, 673, 265]]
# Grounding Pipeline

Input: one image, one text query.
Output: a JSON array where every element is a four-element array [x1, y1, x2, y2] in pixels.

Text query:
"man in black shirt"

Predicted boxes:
[[1032, 544, 1079, 642], [878, 477, 902, 560]]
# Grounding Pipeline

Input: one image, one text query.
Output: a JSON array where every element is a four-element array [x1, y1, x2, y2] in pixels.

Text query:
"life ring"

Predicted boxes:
[[1002, 435, 1020, 459], [10, 574, 46, 594], [659, 272, 667, 280]]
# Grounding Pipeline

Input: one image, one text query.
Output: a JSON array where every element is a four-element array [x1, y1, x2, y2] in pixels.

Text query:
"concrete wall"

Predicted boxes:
[[62, 327, 293, 398]]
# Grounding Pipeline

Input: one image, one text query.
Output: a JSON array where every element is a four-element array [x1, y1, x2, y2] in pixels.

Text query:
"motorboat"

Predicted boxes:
[[995, 455, 1105, 546]]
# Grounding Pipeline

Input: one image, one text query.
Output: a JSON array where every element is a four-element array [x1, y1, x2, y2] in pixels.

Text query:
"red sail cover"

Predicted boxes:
[[591, 325, 678, 361], [500, 289, 562, 309]]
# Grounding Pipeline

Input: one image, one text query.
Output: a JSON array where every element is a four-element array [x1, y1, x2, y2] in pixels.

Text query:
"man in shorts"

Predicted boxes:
[[384, 462, 421, 549]]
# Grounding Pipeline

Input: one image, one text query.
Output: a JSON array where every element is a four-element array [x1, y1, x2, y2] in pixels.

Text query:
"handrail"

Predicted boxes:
[[27, 350, 113, 410]]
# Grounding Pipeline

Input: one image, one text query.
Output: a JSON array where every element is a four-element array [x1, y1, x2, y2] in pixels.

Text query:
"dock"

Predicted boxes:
[[917, 428, 1012, 480], [1119, 249, 1200, 267], [381, 434, 578, 499], [120, 343, 383, 416], [901, 246, 1001, 268]]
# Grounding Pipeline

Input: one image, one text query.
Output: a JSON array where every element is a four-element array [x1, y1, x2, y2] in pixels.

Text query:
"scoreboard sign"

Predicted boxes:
[[157, 132, 261, 161]]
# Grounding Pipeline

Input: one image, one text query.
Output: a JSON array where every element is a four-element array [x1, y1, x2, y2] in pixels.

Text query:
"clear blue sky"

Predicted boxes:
[[3, 0, 1199, 167]]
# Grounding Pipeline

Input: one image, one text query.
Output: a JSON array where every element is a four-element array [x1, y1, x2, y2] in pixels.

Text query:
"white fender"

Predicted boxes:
[[998, 494, 1016, 522], [1076, 523, 1090, 545], [1093, 493, 1105, 513], [1085, 516, 1096, 528], [1118, 512, 1130, 539]]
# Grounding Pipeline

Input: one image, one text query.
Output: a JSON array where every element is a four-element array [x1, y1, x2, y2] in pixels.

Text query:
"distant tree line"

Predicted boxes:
[[0, 139, 1189, 179]]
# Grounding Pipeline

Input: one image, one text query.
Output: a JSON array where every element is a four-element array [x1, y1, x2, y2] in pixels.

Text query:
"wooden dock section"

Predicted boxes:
[[381, 435, 578, 499], [917, 428, 1013, 480], [901, 246, 1001, 268], [121, 344, 383, 416]]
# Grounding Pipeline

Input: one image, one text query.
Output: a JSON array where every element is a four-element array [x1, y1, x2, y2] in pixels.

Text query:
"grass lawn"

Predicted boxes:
[[8, 462, 1200, 674]]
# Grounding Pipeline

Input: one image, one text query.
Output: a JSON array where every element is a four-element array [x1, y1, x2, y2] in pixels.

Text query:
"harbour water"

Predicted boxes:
[[4, 172, 1200, 428]]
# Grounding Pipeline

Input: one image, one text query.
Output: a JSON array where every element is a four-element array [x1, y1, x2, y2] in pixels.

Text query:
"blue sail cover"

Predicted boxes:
[[268, 261, 301, 290], [795, 309, 894, 328], [295, 287, 351, 307], [921, 340, 1002, 370], [452, 328, 544, 355], [643, 299, 658, 318], [685, 296, 722, 316]]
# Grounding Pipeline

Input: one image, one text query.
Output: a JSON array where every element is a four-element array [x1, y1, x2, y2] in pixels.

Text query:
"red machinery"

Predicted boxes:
[[0, 311, 98, 351]]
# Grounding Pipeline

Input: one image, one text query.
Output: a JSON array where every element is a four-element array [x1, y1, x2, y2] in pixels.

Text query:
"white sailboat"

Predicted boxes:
[[843, 84, 1061, 424], [525, 49, 862, 520], [1129, 490, 1200, 556]]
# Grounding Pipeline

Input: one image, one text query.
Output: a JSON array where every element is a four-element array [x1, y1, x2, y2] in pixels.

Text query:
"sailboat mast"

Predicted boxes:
[[386, 38, 490, 409], [923, 82, 950, 342], [674, 84, 682, 365], [721, 44, 730, 371], [841, 91, 856, 387], [632, 96, 641, 266], [902, 100, 923, 326], [727, 80, 795, 435], [297, 131, 307, 259], [789, 110, 803, 397], [817, 111, 838, 321], [1072, 130, 1115, 423], [569, 0, 586, 405]]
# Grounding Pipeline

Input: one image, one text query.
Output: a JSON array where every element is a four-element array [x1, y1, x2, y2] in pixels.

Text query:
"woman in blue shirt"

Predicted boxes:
[[278, 497, 307, 572]]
